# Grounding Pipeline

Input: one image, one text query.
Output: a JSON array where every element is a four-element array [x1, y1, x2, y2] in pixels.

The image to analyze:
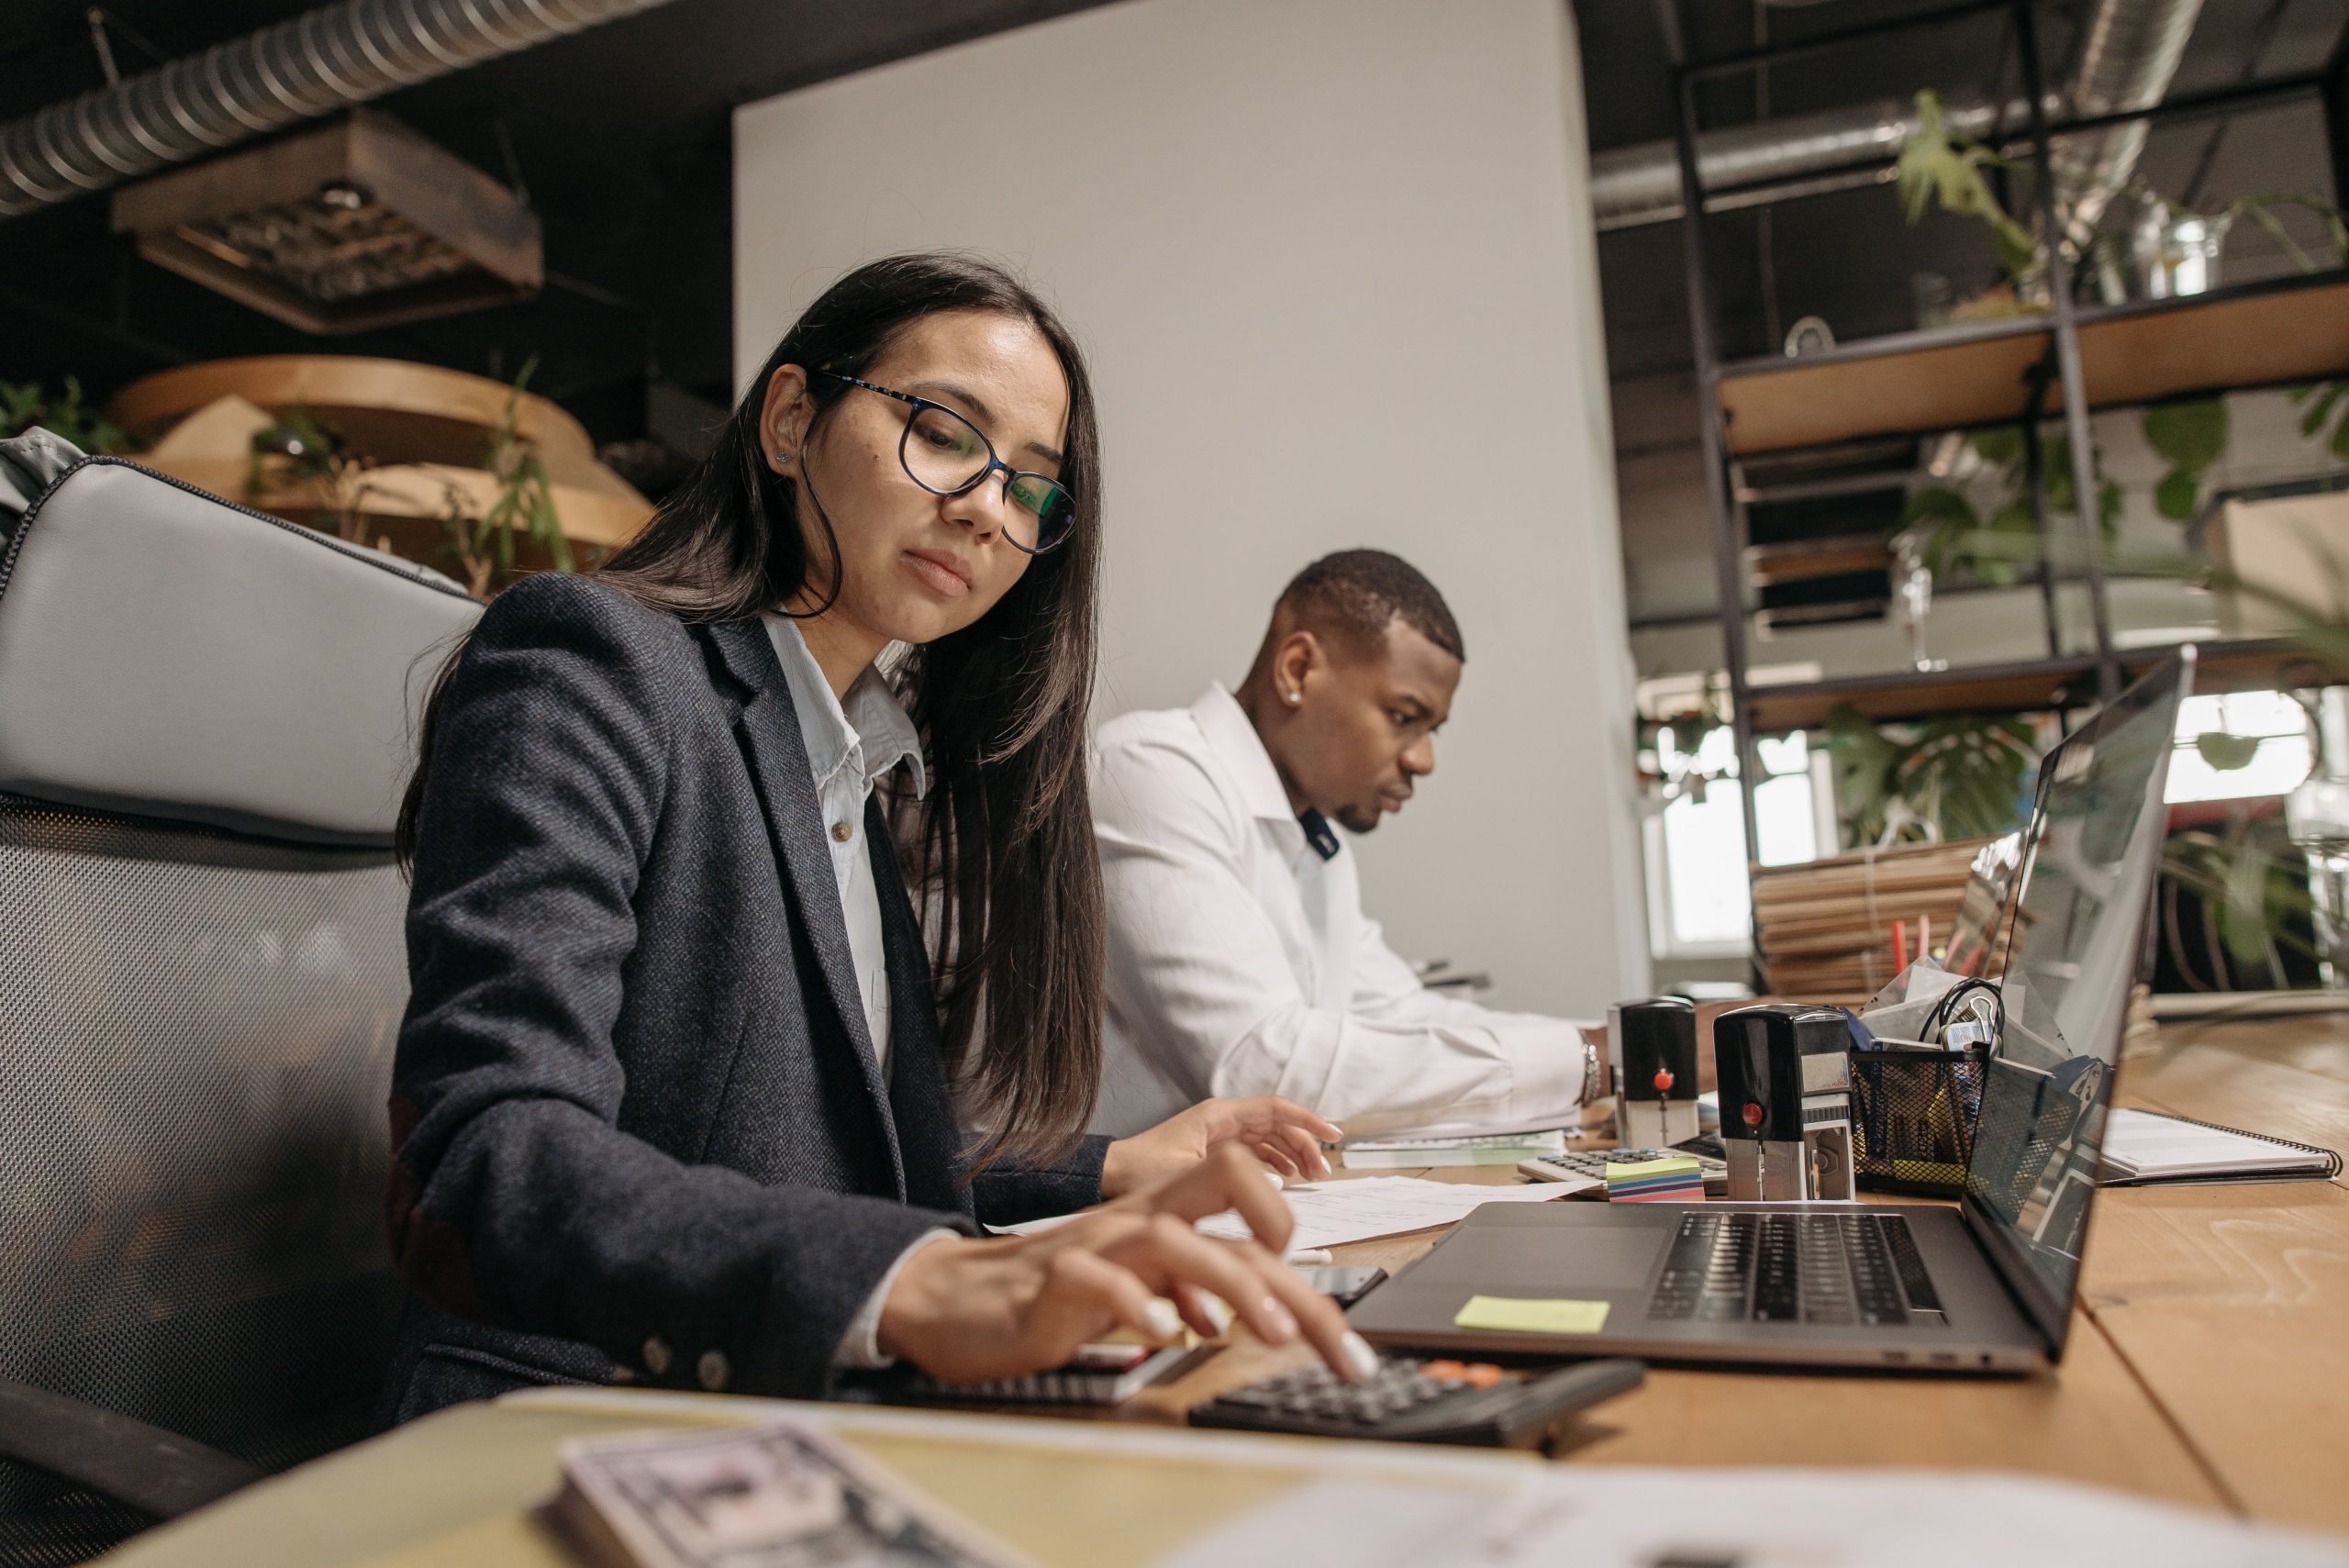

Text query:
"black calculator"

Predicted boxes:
[[1188, 1354, 1643, 1447]]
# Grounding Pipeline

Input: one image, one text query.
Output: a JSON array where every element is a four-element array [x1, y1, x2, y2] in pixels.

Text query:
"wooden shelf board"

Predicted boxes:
[[1743, 636, 2349, 732], [1720, 325, 2048, 457], [2077, 274, 2349, 410], [1746, 655, 2098, 731], [1715, 272, 2349, 457]]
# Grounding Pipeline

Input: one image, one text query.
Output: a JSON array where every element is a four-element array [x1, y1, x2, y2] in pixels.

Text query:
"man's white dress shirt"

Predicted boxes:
[[1089, 683, 1595, 1140], [759, 615, 949, 1368]]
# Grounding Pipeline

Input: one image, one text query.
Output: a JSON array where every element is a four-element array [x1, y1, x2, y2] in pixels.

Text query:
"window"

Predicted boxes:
[[2166, 691, 2312, 803], [1645, 728, 1821, 959]]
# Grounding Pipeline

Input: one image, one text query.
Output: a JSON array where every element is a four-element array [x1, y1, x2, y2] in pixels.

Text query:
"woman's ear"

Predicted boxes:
[[759, 364, 814, 473]]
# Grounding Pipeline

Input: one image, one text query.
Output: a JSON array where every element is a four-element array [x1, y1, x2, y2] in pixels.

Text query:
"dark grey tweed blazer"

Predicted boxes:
[[380, 573, 1105, 1421]]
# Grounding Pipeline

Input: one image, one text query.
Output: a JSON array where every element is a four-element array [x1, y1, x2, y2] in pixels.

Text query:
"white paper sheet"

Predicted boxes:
[[991, 1175, 1588, 1249], [1164, 1467, 2349, 1568], [1191, 1175, 1584, 1250]]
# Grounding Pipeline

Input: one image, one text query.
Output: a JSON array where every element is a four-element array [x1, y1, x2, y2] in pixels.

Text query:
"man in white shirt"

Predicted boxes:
[[1089, 550, 1604, 1139]]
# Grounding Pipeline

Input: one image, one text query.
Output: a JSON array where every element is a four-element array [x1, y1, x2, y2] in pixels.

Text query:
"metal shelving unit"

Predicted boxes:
[[1667, 0, 2349, 873]]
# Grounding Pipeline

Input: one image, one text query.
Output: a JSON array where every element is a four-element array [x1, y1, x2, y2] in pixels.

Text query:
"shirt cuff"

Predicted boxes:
[[833, 1228, 957, 1370]]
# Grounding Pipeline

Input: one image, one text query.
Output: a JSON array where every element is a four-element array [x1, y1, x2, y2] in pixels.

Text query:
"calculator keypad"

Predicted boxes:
[[1212, 1356, 1503, 1427]]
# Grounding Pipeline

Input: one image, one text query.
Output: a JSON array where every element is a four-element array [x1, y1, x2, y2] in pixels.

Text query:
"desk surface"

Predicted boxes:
[[102, 1017, 2349, 1564], [1135, 1013, 2349, 1533]]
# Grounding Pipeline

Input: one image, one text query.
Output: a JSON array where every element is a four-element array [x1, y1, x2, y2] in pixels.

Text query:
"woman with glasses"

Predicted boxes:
[[381, 252, 1370, 1420]]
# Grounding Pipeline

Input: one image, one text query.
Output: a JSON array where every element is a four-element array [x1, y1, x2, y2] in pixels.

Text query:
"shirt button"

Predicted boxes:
[[696, 1349, 731, 1392], [641, 1336, 672, 1377], [830, 820, 854, 843]]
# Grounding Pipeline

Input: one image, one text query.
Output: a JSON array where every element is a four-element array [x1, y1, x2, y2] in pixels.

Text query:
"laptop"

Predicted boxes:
[[1349, 651, 2193, 1373]]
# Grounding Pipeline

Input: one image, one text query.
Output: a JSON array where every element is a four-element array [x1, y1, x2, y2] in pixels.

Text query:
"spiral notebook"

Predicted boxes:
[[2098, 1107, 2343, 1185]]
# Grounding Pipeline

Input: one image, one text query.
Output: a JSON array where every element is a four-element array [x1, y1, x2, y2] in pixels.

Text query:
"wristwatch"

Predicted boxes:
[[1579, 1037, 1605, 1107]]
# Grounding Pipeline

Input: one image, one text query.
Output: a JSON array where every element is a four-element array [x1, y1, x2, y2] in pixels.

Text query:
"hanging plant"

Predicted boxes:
[[2143, 397, 2229, 522], [1895, 91, 2039, 285], [1895, 422, 2118, 585], [1824, 704, 2039, 848]]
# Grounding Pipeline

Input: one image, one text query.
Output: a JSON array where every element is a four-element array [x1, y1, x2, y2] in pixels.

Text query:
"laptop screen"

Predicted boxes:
[[1963, 651, 2193, 1350]]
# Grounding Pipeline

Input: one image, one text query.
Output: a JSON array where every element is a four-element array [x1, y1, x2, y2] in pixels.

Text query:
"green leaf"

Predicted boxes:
[[2154, 469, 2200, 521], [1973, 501, 2037, 585], [2296, 384, 2343, 439], [2143, 398, 2226, 473], [2333, 411, 2349, 462], [1898, 486, 1976, 529], [2195, 731, 2260, 771], [1968, 427, 2026, 473]]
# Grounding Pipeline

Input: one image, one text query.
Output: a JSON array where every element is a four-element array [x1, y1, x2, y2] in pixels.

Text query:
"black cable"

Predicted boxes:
[[1926, 975, 2004, 1048]]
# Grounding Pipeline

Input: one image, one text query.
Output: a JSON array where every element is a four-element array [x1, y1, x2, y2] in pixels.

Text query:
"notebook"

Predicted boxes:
[[2097, 1108, 2343, 1185]]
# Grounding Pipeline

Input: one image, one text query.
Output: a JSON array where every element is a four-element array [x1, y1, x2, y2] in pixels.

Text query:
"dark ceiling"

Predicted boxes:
[[3, 0, 2343, 464], [1585, 0, 2349, 392], [0, 0, 1112, 445]]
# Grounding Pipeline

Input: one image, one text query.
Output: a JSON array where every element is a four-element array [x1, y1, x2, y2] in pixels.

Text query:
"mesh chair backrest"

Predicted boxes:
[[0, 796, 411, 1556]]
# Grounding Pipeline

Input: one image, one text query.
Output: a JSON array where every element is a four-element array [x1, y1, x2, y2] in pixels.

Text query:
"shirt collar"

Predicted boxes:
[[760, 613, 929, 800], [1190, 683, 1305, 828]]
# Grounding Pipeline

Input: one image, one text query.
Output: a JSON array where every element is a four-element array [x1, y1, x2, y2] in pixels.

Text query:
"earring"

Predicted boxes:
[[769, 448, 795, 473], [1285, 689, 1302, 706]]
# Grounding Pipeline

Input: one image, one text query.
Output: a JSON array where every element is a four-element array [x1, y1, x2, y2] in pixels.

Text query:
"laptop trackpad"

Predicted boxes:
[[1446, 1221, 1665, 1293], [1541, 1227, 1665, 1291]]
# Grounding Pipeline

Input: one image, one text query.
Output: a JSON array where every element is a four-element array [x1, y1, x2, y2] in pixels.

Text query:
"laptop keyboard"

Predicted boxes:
[[1646, 1211, 1943, 1327]]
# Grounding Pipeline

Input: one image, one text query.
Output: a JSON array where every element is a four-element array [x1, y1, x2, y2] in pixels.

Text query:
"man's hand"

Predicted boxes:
[[878, 1144, 1375, 1385], [1101, 1095, 1341, 1197]]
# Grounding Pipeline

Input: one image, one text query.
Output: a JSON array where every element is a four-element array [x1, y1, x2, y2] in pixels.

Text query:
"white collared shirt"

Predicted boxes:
[[759, 615, 927, 1073], [759, 614, 949, 1369], [1088, 683, 1595, 1140]]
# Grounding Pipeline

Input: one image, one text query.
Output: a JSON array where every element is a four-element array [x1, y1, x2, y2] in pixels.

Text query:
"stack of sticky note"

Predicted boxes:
[[1603, 1153, 1706, 1203]]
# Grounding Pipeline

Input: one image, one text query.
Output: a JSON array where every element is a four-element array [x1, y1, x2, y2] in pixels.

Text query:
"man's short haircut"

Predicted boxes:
[[1277, 549, 1464, 663]]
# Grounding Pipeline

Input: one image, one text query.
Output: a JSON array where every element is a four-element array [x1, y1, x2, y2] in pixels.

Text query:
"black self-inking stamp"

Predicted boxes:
[[1609, 997, 1701, 1149], [1714, 1003, 1855, 1201]]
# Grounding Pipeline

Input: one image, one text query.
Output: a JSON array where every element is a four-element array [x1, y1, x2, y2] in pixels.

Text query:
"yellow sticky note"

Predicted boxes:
[[1453, 1295, 1611, 1334], [1604, 1156, 1702, 1181]]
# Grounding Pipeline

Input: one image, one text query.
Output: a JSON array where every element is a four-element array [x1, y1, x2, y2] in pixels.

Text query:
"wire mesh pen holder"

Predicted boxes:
[[1848, 1045, 1990, 1197]]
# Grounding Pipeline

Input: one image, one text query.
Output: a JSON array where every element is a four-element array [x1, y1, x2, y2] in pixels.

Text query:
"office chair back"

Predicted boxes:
[[0, 440, 482, 1563]]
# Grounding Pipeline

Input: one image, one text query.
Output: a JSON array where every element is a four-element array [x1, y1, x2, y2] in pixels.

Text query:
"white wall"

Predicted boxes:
[[734, 0, 1647, 1012]]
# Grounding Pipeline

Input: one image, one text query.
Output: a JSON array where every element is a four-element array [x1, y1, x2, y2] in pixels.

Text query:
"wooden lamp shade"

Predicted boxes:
[[109, 109, 540, 336]]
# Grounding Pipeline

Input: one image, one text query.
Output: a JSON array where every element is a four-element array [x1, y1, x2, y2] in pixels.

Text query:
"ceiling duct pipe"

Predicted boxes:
[[1591, 0, 2203, 234], [0, 0, 684, 220]]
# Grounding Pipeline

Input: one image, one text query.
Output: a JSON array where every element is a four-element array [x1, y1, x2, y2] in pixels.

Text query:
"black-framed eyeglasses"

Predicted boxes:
[[815, 371, 1077, 555]]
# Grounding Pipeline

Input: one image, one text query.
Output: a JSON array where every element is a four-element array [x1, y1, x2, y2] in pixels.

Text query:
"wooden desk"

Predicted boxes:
[[100, 1019, 2348, 1565], [1119, 1017, 2349, 1534]]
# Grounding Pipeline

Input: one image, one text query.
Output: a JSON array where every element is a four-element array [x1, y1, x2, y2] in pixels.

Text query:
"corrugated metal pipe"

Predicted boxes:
[[1590, 0, 2204, 234], [0, 0, 685, 219]]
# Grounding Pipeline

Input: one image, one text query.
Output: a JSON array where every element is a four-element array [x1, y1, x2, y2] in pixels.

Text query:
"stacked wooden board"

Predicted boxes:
[[1752, 837, 2002, 1007]]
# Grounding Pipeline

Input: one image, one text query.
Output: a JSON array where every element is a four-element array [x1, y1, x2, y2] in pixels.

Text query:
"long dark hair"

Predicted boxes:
[[396, 251, 1105, 1165]]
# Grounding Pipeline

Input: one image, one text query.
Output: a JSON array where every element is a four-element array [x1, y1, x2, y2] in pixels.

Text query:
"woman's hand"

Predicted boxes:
[[878, 1143, 1375, 1385], [1101, 1095, 1342, 1197]]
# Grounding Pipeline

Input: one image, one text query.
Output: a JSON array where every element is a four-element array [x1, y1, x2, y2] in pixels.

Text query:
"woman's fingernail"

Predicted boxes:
[[1286, 1248, 1333, 1265], [1258, 1296, 1299, 1343], [1341, 1331, 1381, 1384], [1144, 1297, 1183, 1341], [1264, 1170, 1285, 1189], [1201, 1296, 1236, 1335]]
